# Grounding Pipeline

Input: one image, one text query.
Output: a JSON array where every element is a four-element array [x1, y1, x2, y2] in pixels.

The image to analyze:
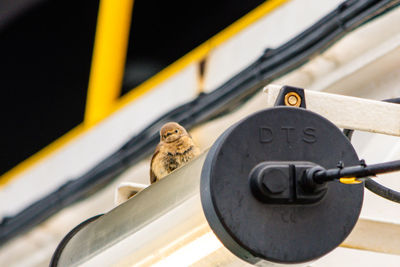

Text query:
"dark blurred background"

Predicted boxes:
[[0, 0, 265, 176]]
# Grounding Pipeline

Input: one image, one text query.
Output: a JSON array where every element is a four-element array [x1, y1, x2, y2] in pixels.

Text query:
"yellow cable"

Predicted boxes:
[[339, 177, 362, 184]]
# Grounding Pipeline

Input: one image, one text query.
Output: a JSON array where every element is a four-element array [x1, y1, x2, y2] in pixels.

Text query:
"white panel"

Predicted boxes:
[[204, 0, 342, 92], [343, 218, 400, 255], [312, 247, 400, 267], [273, 6, 400, 95], [264, 86, 400, 137]]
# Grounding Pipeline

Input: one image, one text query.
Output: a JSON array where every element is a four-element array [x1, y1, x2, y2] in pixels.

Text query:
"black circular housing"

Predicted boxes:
[[200, 107, 363, 264]]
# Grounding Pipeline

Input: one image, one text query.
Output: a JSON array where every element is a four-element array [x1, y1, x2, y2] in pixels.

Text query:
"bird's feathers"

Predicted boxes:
[[150, 143, 160, 183], [150, 122, 200, 184]]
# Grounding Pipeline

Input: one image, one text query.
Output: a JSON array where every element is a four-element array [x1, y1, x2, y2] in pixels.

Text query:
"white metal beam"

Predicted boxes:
[[342, 218, 400, 256], [265, 85, 400, 137]]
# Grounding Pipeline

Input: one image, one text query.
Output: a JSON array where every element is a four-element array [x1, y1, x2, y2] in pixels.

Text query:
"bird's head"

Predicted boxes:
[[160, 122, 188, 143]]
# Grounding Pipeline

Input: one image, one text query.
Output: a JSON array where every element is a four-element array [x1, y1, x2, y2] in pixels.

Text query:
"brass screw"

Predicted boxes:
[[284, 92, 301, 107]]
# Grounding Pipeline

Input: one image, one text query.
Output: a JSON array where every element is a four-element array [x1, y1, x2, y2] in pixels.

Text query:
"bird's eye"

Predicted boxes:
[[175, 130, 178, 133]]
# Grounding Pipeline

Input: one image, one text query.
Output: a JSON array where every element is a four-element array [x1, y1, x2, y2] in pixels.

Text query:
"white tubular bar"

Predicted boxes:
[[264, 85, 400, 137], [342, 218, 400, 255]]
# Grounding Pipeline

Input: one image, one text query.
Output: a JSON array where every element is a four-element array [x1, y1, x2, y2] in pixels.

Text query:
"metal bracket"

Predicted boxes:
[[265, 84, 400, 137], [274, 85, 306, 108]]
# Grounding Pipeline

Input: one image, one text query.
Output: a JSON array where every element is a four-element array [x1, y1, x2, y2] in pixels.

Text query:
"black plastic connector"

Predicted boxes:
[[250, 159, 400, 205], [249, 161, 327, 204]]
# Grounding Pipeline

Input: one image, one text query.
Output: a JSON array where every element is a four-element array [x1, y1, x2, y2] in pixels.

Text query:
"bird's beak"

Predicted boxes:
[[164, 131, 180, 142]]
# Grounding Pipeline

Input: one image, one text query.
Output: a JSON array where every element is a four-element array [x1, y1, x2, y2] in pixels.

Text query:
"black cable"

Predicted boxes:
[[1, 0, 399, 246], [343, 98, 400, 203], [364, 178, 400, 203], [311, 160, 400, 183]]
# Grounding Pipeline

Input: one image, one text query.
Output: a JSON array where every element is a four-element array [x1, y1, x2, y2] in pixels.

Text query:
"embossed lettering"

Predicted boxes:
[[259, 127, 273, 143], [281, 126, 294, 143], [259, 126, 317, 144], [303, 127, 317, 143]]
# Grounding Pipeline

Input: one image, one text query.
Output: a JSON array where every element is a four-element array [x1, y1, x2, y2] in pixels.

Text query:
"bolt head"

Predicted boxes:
[[261, 168, 288, 194], [284, 92, 301, 107], [288, 95, 298, 105]]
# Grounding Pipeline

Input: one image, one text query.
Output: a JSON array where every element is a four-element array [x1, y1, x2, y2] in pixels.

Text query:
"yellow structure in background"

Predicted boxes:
[[84, 0, 135, 127], [0, 0, 289, 187], [114, 0, 289, 112]]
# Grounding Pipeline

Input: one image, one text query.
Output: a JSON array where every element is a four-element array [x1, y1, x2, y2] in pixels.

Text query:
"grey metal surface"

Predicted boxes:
[[58, 151, 210, 266]]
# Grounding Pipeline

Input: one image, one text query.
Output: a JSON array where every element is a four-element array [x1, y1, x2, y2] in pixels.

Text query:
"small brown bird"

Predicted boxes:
[[150, 122, 200, 184]]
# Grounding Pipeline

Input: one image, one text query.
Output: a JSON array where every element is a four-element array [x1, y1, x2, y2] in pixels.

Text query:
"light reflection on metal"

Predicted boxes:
[[152, 232, 223, 267], [56, 151, 239, 266], [55, 150, 294, 266]]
